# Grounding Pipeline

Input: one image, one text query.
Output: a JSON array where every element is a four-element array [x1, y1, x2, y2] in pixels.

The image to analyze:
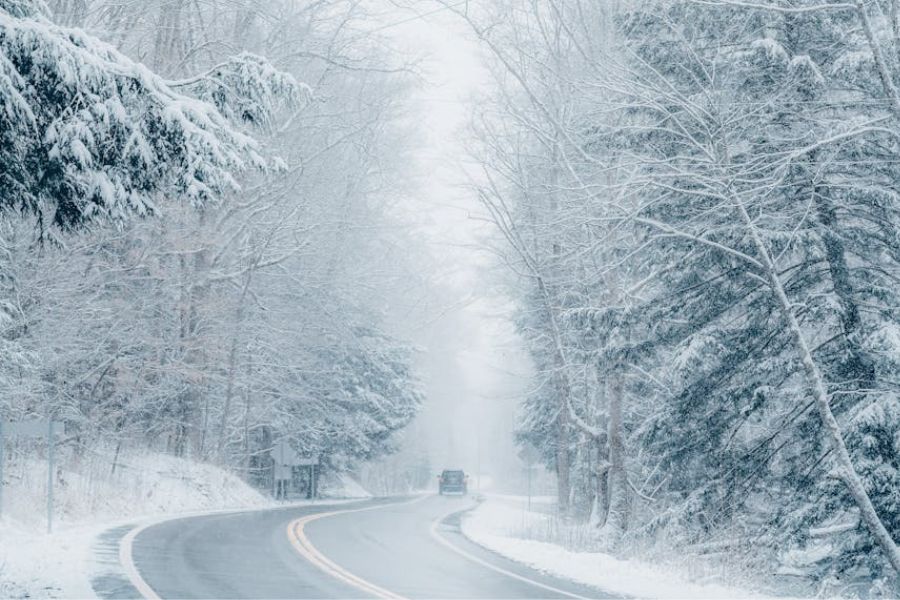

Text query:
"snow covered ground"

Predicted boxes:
[[320, 472, 374, 499], [461, 495, 773, 599], [0, 451, 271, 598]]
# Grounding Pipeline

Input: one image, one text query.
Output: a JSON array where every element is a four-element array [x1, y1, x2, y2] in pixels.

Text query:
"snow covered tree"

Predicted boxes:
[[0, 1, 301, 228], [0, 0, 427, 493], [465, 0, 900, 586], [606, 0, 900, 576]]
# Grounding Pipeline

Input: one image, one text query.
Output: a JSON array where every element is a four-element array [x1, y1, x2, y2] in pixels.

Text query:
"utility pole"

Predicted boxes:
[[520, 443, 540, 513], [476, 412, 482, 492], [0, 419, 4, 520], [0, 418, 63, 531], [527, 462, 532, 510], [47, 419, 54, 534]]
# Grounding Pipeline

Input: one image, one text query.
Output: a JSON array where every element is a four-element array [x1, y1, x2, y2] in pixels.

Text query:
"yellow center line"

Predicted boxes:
[[286, 496, 428, 600]]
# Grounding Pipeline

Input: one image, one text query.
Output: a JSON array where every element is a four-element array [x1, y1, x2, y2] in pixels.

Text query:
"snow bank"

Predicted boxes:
[[3, 452, 270, 528], [0, 451, 271, 598], [461, 496, 772, 599], [1, 519, 110, 599], [319, 472, 373, 499]]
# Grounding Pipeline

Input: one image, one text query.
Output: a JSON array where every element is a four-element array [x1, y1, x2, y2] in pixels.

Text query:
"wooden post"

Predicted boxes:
[[47, 419, 54, 534], [0, 419, 4, 520]]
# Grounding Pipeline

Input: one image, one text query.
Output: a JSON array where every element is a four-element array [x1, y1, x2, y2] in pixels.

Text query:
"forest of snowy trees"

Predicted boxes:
[[0, 0, 425, 484], [5, 0, 900, 594], [462, 0, 900, 589]]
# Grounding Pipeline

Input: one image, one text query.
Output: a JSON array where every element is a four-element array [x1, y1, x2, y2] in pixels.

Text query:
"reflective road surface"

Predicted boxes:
[[126, 495, 617, 599]]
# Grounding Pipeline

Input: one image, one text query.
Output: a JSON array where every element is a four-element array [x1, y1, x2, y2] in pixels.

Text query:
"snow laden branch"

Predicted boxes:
[[0, 0, 425, 493], [466, 0, 900, 584], [729, 187, 900, 575], [687, 0, 855, 12], [634, 216, 764, 270], [168, 52, 311, 134], [0, 6, 298, 228]]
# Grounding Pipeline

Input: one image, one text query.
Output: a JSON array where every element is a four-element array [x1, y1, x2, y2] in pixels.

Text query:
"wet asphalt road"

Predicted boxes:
[[128, 495, 615, 599]]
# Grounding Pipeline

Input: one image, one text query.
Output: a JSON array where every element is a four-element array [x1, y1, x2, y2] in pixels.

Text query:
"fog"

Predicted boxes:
[[367, 1, 542, 493], [7, 0, 898, 594]]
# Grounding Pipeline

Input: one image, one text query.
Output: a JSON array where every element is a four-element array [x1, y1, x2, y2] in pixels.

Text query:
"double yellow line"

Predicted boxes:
[[286, 496, 427, 600], [287, 495, 586, 600]]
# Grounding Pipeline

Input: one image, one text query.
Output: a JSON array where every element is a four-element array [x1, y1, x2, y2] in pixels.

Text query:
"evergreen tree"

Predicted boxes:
[[0, 0, 299, 228]]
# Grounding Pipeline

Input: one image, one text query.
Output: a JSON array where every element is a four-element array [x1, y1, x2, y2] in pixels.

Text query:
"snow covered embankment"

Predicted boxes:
[[461, 496, 770, 599], [0, 452, 271, 598]]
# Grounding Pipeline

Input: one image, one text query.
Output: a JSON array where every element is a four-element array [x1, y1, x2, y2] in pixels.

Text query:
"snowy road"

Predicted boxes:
[[123, 495, 614, 599]]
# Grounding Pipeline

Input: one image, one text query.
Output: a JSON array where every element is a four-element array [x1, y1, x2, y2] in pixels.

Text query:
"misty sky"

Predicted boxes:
[[368, 1, 537, 488]]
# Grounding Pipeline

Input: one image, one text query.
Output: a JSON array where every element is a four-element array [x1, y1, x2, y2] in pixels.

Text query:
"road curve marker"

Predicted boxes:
[[286, 495, 427, 600], [428, 505, 591, 600]]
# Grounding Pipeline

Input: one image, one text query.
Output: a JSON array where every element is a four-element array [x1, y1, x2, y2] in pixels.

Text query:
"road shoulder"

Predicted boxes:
[[460, 496, 770, 599]]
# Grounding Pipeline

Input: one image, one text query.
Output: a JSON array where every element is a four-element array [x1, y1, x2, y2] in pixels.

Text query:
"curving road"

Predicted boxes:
[[120, 495, 616, 599]]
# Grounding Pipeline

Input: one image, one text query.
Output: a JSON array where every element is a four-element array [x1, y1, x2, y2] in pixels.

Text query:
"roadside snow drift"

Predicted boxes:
[[461, 497, 770, 599], [0, 451, 271, 598]]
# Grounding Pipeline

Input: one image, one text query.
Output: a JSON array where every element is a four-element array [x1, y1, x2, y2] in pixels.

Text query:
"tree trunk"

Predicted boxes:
[[218, 267, 254, 462], [735, 195, 900, 575], [806, 154, 874, 399], [110, 441, 121, 477], [589, 434, 610, 528], [242, 360, 253, 479], [600, 373, 627, 549], [531, 271, 573, 515], [217, 337, 239, 462], [555, 395, 571, 516]]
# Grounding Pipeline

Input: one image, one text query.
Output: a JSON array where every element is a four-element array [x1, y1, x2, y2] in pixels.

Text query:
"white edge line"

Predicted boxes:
[[119, 520, 162, 600], [428, 505, 590, 600], [120, 495, 578, 600]]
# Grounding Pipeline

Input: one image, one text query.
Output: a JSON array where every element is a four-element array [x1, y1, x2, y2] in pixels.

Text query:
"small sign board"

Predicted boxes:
[[272, 441, 319, 467], [273, 464, 293, 481], [2, 419, 65, 438], [0, 418, 66, 532], [272, 440, 301, 466]]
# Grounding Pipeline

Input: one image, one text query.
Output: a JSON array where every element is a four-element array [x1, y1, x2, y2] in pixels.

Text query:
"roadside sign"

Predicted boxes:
[[272, 441, 319, 467], [0, 418, 66, 532], [4, 419, 65, 437], [270, 441, 319, 500], [272, 440, 301, 466], [274, 464, 292, 480]]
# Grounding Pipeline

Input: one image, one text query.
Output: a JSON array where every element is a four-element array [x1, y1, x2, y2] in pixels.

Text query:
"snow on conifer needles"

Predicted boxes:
[[0, 3, 303, 228], [462, 0, 900, 590], [0, 0, 426, 571]]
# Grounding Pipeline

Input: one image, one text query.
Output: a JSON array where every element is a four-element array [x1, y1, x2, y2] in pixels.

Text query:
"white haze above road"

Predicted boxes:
[[366, 1, 535, 490]]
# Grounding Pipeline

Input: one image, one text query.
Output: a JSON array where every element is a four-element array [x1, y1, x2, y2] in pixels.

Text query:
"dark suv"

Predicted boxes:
[[438, 469, 468, 495]]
